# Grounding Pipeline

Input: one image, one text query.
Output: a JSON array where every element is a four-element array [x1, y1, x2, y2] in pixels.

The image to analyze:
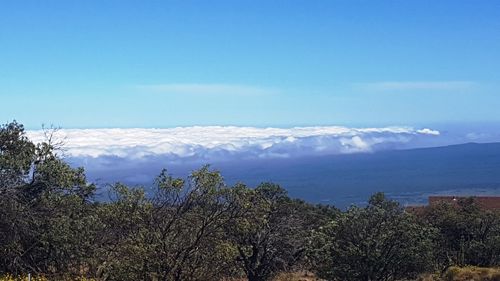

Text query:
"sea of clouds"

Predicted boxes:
[[24, 126, 500, 204], [26, 126, 440, 163]]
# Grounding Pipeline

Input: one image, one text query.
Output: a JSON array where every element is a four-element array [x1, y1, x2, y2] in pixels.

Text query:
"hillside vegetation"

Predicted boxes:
[[1, 121, 499, 281]]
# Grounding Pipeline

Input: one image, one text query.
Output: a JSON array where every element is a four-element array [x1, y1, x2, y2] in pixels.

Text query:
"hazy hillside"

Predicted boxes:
[[84, 142, 500, 208]]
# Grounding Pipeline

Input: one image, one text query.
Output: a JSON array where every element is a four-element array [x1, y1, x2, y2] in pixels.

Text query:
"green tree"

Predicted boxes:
[[143, 166, 243, 281], [228, 183, 312, 281], [94, 166, 244, 281], [313, 193, 436, 281], [0, 121, 35, 188], [0, 121, 97, 277], [420, 198, 500, 268], [92, 183, 151, 281]]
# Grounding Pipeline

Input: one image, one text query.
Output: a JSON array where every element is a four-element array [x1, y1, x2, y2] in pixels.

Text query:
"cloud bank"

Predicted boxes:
[[26, 126, 440, 163]]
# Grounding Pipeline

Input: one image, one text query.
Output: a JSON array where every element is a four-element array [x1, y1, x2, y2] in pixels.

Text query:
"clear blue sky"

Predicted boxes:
[[1, 0, 499, 129]]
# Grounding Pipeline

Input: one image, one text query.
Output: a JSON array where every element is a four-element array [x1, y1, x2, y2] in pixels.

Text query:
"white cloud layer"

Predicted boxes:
[[26, 126, 440, 162]]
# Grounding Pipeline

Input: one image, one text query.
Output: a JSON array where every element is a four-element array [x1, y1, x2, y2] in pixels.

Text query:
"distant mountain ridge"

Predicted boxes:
[[84, 142, 500, 208]]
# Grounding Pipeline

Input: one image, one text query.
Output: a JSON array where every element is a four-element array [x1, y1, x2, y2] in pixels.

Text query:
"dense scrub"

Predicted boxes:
[[1, 121, 499, 281]]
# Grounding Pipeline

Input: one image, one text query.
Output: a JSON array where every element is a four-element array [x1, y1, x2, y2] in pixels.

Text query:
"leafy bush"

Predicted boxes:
[[311, 193, 436, 281]]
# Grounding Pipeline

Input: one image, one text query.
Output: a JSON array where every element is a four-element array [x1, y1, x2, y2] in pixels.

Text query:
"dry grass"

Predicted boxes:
[[222, 272, 323, 281], [273, 271, 323, 281], [0, 275, 48, 281], [4, 268, 499, 281], [415, 267, 500, 281], [0, 275, 95, 281], [443, 266, 500, 281], [416, 273, 442, 281]]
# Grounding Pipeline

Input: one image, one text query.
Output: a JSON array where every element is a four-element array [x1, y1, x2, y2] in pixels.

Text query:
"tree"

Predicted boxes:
[[312, 193, 436, 281], [0, 121, 35, 188], [0, 121, 98, 277], [92, 183, 152, 281], [94, 166, 244, 281], [420, 198, 500, 268], [228, 183, 311, 281], [143, 166, 243, 281]]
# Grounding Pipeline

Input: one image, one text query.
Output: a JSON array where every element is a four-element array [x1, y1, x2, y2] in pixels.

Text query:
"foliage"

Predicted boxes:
[[226, 183, 317, 281], [420, 198, 500, 268], [0, 121, 97, 276], [311, 193, 437, 281], [1, 121, 500, 281]]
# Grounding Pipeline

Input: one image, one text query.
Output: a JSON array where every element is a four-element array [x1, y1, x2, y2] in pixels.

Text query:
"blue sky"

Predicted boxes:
[[1, 0, 499, 129]]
